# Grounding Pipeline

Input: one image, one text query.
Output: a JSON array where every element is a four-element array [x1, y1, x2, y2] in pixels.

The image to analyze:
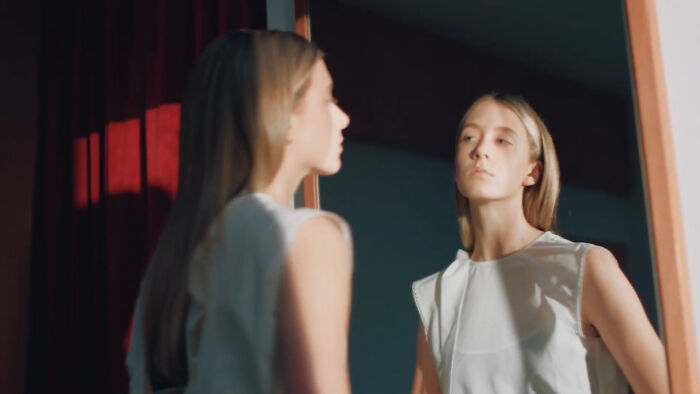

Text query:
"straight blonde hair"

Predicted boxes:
[[139, 30, 323, 388], [455, 93, 560, 250]]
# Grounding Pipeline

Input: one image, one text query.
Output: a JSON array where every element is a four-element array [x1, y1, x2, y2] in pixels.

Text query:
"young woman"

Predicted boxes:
[[126, 30, 352, 393], [411, 93, 668, 394]]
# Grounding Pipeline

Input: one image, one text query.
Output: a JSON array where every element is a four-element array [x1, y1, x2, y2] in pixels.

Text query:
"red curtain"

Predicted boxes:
[[27, 1, 266, 393]]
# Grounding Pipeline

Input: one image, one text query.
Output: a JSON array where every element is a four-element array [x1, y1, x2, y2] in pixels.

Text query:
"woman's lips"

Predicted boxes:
[[471, 166, 493, 176]]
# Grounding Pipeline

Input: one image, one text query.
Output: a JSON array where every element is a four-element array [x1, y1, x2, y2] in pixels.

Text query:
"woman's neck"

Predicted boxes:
[[468, 195, 543, 262], [255, 161, 307, 207]]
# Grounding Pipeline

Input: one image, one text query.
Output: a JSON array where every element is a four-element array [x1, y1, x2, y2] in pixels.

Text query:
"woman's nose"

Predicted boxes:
[[471, 141, 489, 159], [337, 106, 350, 130]]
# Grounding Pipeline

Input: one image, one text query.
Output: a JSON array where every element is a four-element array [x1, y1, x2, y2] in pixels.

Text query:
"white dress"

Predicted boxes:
[[412, 231, 629, 394], [127, 192, 351, 393]]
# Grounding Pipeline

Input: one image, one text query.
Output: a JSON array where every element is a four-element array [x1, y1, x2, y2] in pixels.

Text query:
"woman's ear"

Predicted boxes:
[[524, 160, 543, 187]]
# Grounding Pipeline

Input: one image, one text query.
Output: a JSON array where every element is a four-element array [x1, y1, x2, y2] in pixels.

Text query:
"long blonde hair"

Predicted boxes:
[[455, 93, 560, 250], [139, 30, 323, 388]]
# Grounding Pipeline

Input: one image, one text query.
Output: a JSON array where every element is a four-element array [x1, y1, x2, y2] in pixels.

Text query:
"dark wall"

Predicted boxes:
[[311, 0, 634, 195], [311, 1, 656, 392], [0, 1, 41, 393], [321, 142, 460, 393]]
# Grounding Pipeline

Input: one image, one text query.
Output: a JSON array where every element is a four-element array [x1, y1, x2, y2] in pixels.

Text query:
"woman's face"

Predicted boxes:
[[288, 59, 350, 175], [455, 99, 540, 203]]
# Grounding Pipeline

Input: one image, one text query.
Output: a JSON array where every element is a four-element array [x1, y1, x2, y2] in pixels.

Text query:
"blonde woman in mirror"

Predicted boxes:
[[126, 30, 352, 393], [411, 93, 668, 394]]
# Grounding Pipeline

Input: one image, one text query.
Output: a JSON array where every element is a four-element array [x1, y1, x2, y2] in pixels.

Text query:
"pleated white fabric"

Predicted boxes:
[[413, 232, 628, 394]]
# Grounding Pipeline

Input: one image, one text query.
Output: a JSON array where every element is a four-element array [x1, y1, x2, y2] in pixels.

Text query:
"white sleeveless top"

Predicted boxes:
[[412, 231, 628, 394], [127, 192, 351, 393]]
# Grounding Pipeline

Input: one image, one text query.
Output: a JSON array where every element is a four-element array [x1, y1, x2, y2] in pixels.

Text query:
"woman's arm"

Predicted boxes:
[[277, 216, 353, 394], [581, 247, 669, 394], [411, 323, 442, 394]]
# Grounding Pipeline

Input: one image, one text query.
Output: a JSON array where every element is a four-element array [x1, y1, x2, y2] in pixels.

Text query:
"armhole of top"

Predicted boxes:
[[283, 208, 355, 278], [318, 212, 352, 245], [412, 279, 432, 340], [283, 210, 353, 265], [576, 243, 595, 337]]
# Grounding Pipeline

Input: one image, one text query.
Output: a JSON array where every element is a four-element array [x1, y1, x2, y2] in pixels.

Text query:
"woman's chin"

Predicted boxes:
[[460, 187, 499, 202], [313, 159, 342, 176]]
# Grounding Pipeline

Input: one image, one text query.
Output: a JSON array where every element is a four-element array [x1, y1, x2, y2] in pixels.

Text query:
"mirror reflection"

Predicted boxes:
[[310, 0, 666, 392]]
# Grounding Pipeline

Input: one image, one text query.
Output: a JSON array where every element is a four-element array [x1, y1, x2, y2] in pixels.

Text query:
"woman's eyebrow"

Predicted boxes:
[[495, 126, 518, 137], [463, 124, 517, 135]]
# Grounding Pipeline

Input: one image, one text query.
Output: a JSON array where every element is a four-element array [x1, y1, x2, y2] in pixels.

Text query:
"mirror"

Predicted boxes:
[[308, 0, 663, 391]]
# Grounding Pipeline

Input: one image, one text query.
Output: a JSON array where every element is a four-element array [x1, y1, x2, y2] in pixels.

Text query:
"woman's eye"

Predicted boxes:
[[497, 138, 512, 145], [462, 135, 475, 142]]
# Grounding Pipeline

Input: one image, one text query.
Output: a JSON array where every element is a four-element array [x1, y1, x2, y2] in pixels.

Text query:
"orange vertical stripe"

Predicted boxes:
[[625, 0, 700, 392], [146, 104, 180, 199], [106, 118, 141, 195], [295, 0, 320, 209]]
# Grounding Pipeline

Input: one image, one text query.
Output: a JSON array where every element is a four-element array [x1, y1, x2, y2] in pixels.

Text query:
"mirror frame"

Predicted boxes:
[[625, 0, 699, 392], [295, 0, 321, 209], [296, 0, 700, 390]]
